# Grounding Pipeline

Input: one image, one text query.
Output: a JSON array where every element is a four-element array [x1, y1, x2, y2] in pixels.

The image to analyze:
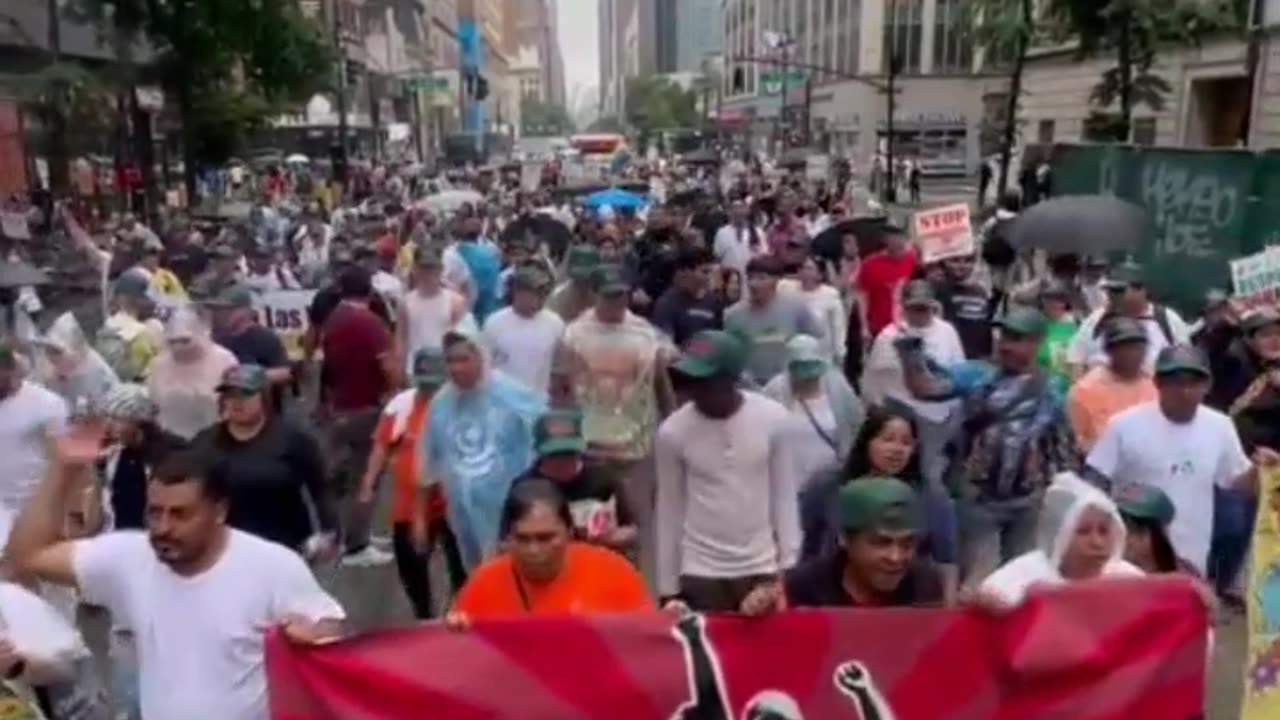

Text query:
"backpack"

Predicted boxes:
[[94, 325, 147, 382], [1091, 306, 1174, 345], [981, 217, 1017, 269]]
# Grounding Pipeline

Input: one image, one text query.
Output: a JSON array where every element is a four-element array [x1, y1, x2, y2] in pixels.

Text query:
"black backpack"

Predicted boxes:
[[982, 217, 1017, 269]]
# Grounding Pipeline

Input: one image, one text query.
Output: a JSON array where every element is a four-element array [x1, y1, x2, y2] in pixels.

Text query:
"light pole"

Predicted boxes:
[[763, 31, 795, 151]]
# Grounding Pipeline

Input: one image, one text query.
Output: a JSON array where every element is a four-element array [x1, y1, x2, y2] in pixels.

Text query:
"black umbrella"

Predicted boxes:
[[1009, 195, 1147, 255], [811, 217, 892, 265], [500, 214, 574, 262], [0, 259, 49, 288]]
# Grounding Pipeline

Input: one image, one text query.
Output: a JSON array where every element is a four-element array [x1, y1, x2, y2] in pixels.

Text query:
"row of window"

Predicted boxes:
[[721, 0, 978, 97]]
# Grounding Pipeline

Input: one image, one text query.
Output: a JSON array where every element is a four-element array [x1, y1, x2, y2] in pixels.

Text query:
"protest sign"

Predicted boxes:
[[912, 203, 974, 264], [0, 211, 29, 240], [152, 288, 314, 359], [805, 154, 830, 183], [521, 162, 543, 192], [1230, 246, 1280, 310], [268, 578, 1207, 720], [1243, 466, 1280, 719]]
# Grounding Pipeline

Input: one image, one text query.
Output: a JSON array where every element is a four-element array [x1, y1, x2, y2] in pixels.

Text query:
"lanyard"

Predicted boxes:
[[512, 565, 533, 613]]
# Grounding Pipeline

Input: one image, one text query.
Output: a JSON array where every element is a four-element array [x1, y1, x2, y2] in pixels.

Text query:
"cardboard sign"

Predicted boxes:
[[1231, 246, 1280, 310], [805, 154, 830, 182], [520, 162, 543, 192], [913, 203, 974, 263]]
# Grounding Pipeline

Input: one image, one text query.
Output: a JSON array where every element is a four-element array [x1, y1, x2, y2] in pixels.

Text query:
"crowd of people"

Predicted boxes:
[[0, 156, 1269, 719]]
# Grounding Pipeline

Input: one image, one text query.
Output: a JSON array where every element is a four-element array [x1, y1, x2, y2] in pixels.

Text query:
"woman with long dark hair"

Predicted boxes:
[[447, 478, 652, 622], [801, 405, 959, 601]]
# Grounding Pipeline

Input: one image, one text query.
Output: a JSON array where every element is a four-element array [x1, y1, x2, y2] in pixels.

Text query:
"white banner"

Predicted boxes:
[[154, 288, 316, 360], [1231, 246, 1280, 310], [912, 203, 974, 264]]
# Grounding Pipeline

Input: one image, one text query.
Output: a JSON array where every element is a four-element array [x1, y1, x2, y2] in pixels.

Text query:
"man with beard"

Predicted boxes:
[[785, 477, 943, 607], [7, 433, 344, 720]]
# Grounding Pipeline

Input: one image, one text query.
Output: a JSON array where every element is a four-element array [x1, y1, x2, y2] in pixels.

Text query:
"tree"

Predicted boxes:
[[1045, 0, 1241, 141], [17, 63, 114, 191], [624, 76, 699, 135], [520, 96, 575, 136], [72, 0, 334, 201], [974, 0, 1036, 201]]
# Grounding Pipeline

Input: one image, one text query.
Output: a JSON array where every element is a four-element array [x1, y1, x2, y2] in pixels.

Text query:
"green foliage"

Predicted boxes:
[[624, 77, 699, 133], [972, 0, 1033, 67], [72, 0, 334, 166], [521, 97, 575, 136], [1044, 0, 1241, 132], [14, 63, 114, 159]]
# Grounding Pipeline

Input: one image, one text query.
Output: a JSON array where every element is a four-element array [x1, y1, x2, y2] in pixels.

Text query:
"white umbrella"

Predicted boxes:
[[422, 189, 483, 214], [285, 154, 310, 165]]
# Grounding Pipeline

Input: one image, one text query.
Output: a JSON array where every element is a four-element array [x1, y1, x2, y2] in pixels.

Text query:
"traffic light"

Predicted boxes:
[[345, 59, 364, 88], [475, 75, 489, 101]]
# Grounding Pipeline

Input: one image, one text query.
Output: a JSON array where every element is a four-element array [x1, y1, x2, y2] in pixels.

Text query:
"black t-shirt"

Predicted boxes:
[[519, 464, 634, 539], [216, 324, 291, 410], [104, 426, 186, 530], [935, 279, 993, 359], [190, 418, 333, 551], [784, 551, 943, 608], [652, 286, 723, 347]]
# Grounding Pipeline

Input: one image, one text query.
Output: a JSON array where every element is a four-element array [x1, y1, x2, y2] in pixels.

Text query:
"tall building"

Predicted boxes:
[[505, 0, 566, 106], [674, 0, 722, 73], [720, 0, 1007, 170]]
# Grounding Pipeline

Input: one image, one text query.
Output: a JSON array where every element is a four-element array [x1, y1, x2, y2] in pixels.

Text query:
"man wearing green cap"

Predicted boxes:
[[560, 263, 676, 577], [784, 477, 943, 608], [546, 244, 601, 323], [481, 266, 564, 398], [520, 410, 637, 550], [356, 348, 463, 617], [1066, 317, 1155, 453], [1087, 343, 1278, 579], [655, 330, 799, 613], [898, 304, 1077, 585], [1065, 260, 1190, 378]]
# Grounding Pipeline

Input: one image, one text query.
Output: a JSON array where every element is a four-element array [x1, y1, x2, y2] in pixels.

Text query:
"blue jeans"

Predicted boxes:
[[957, 495, 1041, 587], [1208, 486, 1255, 595]]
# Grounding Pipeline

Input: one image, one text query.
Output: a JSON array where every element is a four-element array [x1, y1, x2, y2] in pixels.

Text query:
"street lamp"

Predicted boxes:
[[763, 30, 798, 151]]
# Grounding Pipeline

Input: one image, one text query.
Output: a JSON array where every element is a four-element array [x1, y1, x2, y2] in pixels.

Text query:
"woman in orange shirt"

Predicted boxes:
[[449, 478, 654, 620]]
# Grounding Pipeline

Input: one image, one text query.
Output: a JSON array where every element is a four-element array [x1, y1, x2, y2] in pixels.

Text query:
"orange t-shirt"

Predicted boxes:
[[373, 390, 444, 524], [1066, 366, 1158, 453], [453, 543, 654, 618]]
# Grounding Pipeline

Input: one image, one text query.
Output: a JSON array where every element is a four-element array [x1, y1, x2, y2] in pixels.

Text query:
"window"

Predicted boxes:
[[883, 0, 923, 74], [1132, 117, 1157, 145], [932, 0, 973, 73], [1037, 119, 1055, 144]]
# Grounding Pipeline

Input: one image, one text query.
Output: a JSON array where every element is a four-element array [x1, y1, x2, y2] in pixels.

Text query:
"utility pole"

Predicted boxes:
[[779, 40, 788, 151], [331, 0, 349, 183], [46, 0, 69, 195], [883, 36, 899, 204]]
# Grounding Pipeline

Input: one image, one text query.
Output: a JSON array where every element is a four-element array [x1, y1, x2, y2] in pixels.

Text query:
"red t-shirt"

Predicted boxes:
[[857, 249, 919, 337], [323, 302, 391, 411]]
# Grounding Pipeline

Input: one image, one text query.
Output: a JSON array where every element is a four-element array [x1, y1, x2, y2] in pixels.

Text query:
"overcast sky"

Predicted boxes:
[[555, 0, 599, 110]]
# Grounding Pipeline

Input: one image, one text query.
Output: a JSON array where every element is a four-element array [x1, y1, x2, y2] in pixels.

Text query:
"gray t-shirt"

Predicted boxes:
[[724, 294, 825, 386]]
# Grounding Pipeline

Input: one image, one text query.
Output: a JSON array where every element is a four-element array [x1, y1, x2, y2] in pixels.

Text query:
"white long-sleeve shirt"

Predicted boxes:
[[654, 392, 801, 596]]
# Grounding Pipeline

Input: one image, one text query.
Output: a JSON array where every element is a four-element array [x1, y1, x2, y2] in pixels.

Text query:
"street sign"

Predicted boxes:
[[761, 69, 807, 94], [403, 75, 448, 93]]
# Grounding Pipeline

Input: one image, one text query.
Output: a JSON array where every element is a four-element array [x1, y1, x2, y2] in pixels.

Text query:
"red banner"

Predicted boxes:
[[267, 577, 1208, 720]]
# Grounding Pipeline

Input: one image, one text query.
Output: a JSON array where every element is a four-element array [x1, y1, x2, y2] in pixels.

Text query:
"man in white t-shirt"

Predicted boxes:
[[8, 434, 345, 720], [1066, 262, 1190, 377], [482, 267, 565, 397], [0, 345, 68, 513], [1086, 344, 1276, 575], [712, 200, 764, 277]]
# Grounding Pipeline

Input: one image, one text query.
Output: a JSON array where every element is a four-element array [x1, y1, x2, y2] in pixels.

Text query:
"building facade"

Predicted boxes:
[[675, 0, 723, 73], [719, 0, 1007, 171]]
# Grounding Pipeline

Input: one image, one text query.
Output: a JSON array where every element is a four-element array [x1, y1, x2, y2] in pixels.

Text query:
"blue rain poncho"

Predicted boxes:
[[424, 329, 545, 569]]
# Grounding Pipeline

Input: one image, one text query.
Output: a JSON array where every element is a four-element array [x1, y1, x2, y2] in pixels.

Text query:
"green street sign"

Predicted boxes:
[[403, 75, 448, 92]]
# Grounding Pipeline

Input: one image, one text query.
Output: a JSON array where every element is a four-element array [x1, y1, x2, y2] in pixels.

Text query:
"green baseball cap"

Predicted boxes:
[[786, 334, 827, 381], [566, 245, 602, 281], [1154, 344, 1210, 379], [414, 245, 443, 268], [1104, 261, 1145, 289], [1101, 317, 1148, 348], [216, 364, 267, 394], [672, 330, 748, 379], [995, 306, 1048, 338], [1114, 483, 1176, 527], [838, 476, 923, 533], [206, 284, 255, 310], [533, 410, 587, 456], [113, 271, 151, 299], [900, 279, 936, 310], [510, 265, 550, 292], [592, 264, 629, 294], [411, 348, 447, 387]]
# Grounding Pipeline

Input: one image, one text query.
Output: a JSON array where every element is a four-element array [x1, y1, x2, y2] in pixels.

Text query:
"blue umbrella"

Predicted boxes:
[[583, 187, 647, 211]]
